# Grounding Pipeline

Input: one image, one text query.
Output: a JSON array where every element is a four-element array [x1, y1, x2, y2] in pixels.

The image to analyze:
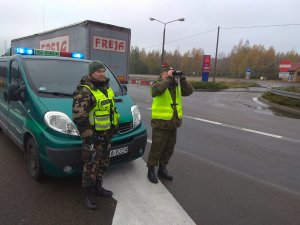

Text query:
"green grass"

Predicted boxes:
[[225, 82, 258, 88], [262, 92, 300, 109], [190, 81, 257, 90], [280, 86, 300, 93]]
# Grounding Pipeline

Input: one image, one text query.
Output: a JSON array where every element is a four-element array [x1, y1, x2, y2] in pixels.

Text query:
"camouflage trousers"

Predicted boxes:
[[81, 136, 111, 187], [147, 128, 177, 167]]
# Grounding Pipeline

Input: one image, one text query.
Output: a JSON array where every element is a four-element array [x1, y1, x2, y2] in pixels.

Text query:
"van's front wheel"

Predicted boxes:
[[26, 138, 43, 180]]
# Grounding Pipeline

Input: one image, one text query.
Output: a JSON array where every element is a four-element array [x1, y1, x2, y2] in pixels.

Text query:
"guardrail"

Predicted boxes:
[[270, 88, 300, 100]]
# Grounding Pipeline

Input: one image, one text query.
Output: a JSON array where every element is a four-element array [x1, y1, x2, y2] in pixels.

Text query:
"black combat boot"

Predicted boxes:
[[95, 181, 113, 198], [147, 166, 158, 183], [158, 164, 173, 180], [83, 186, 98, 210]]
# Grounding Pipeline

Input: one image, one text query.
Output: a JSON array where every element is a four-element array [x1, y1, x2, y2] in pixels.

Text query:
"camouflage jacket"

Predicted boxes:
[[72, 75, 116, 140], [151, 76, 193, 129]]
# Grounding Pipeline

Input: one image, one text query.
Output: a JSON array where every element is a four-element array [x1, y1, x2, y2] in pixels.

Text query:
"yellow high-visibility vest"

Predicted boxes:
[[152, 86, 182, 120], [81, 85, 119, 131]]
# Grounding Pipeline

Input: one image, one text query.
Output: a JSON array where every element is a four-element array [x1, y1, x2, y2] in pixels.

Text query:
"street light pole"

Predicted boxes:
[[150, 17, 185, 65], [162, 24, 166, 66], [213, 26, 220, 82]]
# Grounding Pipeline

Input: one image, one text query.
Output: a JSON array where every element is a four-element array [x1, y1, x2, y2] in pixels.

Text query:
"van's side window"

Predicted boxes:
[[0, 61, 6, 91], [0, 61, 6, 106], [10, 61, 23, 85]]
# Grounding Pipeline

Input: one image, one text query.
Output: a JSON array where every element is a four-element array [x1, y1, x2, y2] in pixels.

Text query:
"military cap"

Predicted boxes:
[[89, 60, 106, 75]]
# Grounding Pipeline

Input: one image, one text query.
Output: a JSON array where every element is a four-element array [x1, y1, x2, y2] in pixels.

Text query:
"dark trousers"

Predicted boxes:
[[147, 128, 177, 167], [81, 138, 111, 187]]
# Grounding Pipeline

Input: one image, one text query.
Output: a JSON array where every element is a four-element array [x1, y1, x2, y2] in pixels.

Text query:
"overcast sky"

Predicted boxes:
[[1, 0, 300, 56]]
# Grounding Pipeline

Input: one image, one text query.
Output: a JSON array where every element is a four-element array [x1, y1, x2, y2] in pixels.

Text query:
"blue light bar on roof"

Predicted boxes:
[[15, 48, 34, 55], [14, 47, 85, 59], [71, 52, 84, 59]]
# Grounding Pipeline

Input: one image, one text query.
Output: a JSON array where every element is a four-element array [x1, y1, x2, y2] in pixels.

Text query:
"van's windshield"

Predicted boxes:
[[23, 58, 123, 97]]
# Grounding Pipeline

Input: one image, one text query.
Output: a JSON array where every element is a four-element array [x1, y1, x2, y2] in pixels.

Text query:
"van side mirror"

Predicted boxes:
[[122, 84, 127, 92], [8, 84, 25, 103]]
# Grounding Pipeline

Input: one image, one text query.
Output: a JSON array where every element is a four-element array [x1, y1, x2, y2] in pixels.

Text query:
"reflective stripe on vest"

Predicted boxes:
[[151, 85, 182, 120], [81, 85, 119, 131]]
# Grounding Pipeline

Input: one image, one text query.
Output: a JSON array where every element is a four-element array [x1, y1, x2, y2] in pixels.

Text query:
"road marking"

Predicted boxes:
[[105, 158, 196, 225], [183, 114, 283, 139], [241, 128, 282, 138], [253, 97, 268, 107], [184, 115, 222, 125], [144, 107, 299, 142], [145, 108, 284, 140]]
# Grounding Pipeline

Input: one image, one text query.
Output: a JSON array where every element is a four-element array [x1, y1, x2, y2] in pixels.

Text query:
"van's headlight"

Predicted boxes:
[[131, 105, 141, 129], [44, 111, 80, 136]]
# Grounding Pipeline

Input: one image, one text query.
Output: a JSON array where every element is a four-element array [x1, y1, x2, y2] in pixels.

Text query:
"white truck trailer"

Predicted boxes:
[[11, 20, 131, 83]]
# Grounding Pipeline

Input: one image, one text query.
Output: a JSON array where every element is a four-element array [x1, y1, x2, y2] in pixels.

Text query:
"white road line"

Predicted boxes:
[[253, 97, 268, 107], [184, 115, 222, 125], [183, 114, 283, 139], [241, 128, 282, 138], [145, 107, 284, 140], [105, 158, 196, 225]]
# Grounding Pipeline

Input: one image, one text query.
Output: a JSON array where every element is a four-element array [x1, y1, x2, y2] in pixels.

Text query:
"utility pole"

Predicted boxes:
[[43, 5, 45, 32], [213, 26, 220, 82], [162, 24, 166, 66], [150, 17, 185, 65]]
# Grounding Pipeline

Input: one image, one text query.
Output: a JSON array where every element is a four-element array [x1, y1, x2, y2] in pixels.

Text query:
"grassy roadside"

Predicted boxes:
[[190, 81, 258, 90], [262, 91, 300, 110], [280, 86, 300, 93]]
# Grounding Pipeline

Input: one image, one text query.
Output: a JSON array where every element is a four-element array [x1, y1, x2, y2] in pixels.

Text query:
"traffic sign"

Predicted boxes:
[[279, 60, 291, 72], [245, 67, 251, 79], [279, 60, 292, 78]]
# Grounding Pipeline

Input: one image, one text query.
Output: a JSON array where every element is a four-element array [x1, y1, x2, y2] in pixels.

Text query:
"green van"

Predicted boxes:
[[0, 48, 147, 180]]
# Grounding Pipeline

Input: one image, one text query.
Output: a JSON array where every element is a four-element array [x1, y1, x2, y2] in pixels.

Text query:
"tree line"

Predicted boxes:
[[129, 40, 300, 79]]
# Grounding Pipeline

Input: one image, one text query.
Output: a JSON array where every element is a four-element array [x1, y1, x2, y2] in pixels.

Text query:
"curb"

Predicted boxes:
[[258, 96, 300, 116]]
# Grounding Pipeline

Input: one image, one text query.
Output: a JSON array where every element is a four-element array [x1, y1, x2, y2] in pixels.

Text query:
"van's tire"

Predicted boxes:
[[26, 138, 43, 180]]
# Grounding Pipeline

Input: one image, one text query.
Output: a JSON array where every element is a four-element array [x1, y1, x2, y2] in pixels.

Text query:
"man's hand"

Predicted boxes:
[[167, 69, 173, 77], [161, 70, 174, 80]]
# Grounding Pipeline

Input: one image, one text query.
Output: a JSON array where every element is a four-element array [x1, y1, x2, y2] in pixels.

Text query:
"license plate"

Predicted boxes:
[[110, 146, 128, 157]]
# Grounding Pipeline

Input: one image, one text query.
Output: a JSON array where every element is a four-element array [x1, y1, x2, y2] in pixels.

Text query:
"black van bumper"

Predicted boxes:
[[46, 131, 147, 174]]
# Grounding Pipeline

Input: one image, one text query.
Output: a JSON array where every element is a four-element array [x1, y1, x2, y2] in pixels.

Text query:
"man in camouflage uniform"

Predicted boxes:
[[147, 64, 193, 183], [72, 60, 119, 209]]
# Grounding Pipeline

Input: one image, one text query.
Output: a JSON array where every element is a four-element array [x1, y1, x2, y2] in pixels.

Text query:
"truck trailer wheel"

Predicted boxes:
[[26, 138, 43, 180]]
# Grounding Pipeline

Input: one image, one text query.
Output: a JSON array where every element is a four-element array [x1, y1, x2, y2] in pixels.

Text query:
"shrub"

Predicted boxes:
[[262, 92, 300, 108], [190, 81, 228, 90], [190, 81, 257, 90]]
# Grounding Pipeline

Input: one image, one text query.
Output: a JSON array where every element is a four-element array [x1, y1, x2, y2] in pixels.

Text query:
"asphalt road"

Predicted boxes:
[[130, 84, 300, 225], [0, 132, 194, 225], [0, 134, 117, 225], [1, 84, 300, 225]]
